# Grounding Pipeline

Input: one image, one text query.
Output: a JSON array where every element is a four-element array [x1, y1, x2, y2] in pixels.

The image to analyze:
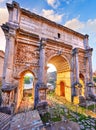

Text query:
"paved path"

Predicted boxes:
[[10, 110, 45, 130]]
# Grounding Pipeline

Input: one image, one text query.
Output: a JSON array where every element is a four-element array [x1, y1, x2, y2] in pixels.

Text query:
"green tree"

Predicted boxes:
[[93, 77, 96, 83], [24, 76, 31, 84]]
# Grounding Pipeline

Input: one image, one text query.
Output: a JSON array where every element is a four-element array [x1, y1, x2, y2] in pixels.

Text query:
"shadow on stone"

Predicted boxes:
[[0, 107, 12, 115]]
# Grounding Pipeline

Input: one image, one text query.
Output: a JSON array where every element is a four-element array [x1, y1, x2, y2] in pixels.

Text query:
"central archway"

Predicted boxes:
[[47, 55, 71, 102]]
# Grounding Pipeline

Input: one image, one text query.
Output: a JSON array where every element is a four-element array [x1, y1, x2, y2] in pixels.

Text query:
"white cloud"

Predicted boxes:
[[64, 18, 96, 34], [46, 0, 60, 8], [85, 19, 96, 33], [42, 9, 63, 23], [62, 0, 72, 4], [0, 7, 8, 51], [0, 8, 8, 25], [0, 0, 5, 3], [0, 28, 6, 51], [64, 18, 84, 31]]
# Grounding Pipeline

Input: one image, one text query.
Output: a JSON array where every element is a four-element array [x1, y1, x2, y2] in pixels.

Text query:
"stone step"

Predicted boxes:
[[10, 110, 44, 130]]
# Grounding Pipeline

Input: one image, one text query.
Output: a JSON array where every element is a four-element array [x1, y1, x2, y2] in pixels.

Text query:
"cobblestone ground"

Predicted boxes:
[[15, 93, 96, 130], [47, 94, 96, 130]]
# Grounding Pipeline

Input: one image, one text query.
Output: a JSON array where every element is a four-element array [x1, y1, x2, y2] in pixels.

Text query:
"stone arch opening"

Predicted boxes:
[[47, 55, 71, 101], [79, 73, 85, 96], [47, 64, 57, 90], [17, 70, 35, 111], [60, 81, 65, 96]]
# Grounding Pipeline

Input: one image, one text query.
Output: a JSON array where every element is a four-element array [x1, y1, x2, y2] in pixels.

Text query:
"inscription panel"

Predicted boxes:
[[20, 15, 84, 49]]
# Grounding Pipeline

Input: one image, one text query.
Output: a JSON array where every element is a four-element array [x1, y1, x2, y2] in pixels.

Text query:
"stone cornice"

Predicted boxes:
[[17, 29, 39, 40], [21, 8, 85, 39], [7, 1, 20, 10], [46, 38, 72, 50], [6, 1, 86, 39], [86, 48, 93, 52], [78, 48, 85, 53]]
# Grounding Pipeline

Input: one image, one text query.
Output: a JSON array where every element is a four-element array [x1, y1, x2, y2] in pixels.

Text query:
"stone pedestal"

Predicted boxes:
[[34, 82, 48, 110], [0, 84, 17, 114]]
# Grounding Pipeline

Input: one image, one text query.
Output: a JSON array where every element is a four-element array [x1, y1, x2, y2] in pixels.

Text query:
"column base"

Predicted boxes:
[[0, 83, 17, 114], [34, 82, 48, 109]]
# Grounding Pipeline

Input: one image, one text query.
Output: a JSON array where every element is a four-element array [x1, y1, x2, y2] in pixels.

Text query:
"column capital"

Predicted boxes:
[[1, 23, 18, 38], [85, 48, 93, 57], [84, 34, 89, 39], [39, 37, 47, 49], [72, 48, 79, 56]]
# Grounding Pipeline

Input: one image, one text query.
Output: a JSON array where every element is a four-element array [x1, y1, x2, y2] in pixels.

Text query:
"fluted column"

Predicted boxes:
[[88, 49, 93, 82], [1, 24, 17, 88], [39, 38, 46, 83], [85, 48, 93, 83], [72, 48, 79, 83]]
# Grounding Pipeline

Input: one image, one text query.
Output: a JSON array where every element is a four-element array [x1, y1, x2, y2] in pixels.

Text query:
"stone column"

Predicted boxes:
[[85, 48, 93, 97], [1, 25, 18, 112], [88, 48, 93, 82], [72, 48, 79, 83], [2, 25, 16, 87], [75, 49, 79, 83], [34, 38, 47, 108], [85, 48, 93, 82], [39, 38, 46, 83], [72, 48, 79, 102], [2, 33, 10, 85]]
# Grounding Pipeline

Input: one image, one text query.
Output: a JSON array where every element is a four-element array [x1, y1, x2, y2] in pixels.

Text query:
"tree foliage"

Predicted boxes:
[[93, 77, 96, 83], [24, 75, 32, 84]]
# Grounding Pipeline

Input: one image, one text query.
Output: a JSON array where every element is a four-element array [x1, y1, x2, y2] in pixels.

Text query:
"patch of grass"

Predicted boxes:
[[51, 116, 61, 122], [81, 104, 95, 111], [40, 112, 51, 123], [88, 104, 95, 111]]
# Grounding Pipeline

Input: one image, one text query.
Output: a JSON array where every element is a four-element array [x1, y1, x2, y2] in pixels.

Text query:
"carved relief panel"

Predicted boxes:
[[14, 43, 39, 77], [15, 43, 39, 64]]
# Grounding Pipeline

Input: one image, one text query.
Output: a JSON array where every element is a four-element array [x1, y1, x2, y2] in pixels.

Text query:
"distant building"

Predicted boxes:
[[0, 50, 4, 82]]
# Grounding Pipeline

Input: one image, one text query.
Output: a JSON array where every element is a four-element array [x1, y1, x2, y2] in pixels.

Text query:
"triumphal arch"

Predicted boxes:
[[1, 1, 94, 112]]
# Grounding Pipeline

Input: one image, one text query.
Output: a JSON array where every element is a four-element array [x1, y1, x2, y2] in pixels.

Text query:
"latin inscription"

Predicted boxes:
[[20, 15, 84, 49]]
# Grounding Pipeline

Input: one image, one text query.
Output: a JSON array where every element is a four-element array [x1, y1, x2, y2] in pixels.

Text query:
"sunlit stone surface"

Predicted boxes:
[[0, 1, 94, 112]]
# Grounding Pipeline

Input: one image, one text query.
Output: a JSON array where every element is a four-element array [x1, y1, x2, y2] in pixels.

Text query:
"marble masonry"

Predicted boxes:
[[1, 1, 94, 113]]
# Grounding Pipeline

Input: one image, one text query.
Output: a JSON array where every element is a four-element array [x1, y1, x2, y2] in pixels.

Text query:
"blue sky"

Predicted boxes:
[[0, 0, 96, 71]]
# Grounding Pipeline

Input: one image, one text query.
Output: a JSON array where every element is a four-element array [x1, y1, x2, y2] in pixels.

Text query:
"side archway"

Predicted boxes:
[[60, 81, 65, 96], [79, 73, 85, 96], [16, 70, 35, 111]]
